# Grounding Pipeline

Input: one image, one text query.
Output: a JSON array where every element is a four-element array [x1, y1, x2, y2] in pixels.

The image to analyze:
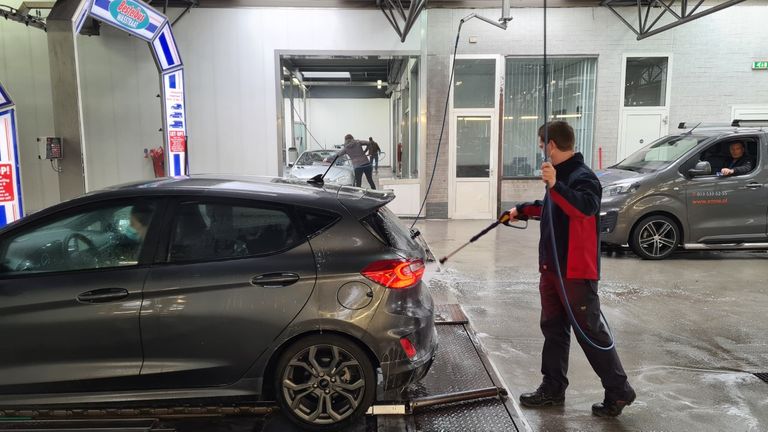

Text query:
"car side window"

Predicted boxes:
[[168, 202, 302, 263], [693, 138, 759, 177], [0, 201, 159, 276]]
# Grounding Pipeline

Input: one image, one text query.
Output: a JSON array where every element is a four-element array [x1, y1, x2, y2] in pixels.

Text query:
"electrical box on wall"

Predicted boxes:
[[37, 137, 63, 160]]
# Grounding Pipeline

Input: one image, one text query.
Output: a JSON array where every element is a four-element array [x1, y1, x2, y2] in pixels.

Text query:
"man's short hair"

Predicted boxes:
[[538, 121, 575, 151], [344, 134, 354, 141], [730, 141, 745, 149]]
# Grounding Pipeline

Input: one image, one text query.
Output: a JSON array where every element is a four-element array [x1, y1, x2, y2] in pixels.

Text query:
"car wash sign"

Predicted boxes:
[[163, 69, 187, 176], [84, 0, 187, 176], [0, 84, 23, 227], [90, 0, 165, 41]]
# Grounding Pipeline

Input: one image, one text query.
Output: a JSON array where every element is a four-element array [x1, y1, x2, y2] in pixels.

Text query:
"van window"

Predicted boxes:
[[616, 135, 706, 173], [691, 138, 759, 176]]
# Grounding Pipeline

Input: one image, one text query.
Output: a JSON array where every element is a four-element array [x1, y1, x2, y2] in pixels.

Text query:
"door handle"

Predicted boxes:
[[77, 288, 129, 303], [251, 273, 300, 288], [746, 183, 763, 189]]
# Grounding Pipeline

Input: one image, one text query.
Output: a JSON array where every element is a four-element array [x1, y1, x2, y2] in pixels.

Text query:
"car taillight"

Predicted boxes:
[[399, 337, 417, 359], [361, 258, 425, 289]]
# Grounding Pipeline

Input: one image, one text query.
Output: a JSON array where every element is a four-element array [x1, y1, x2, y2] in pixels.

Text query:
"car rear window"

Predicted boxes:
[[300, 209, 340, 239], [360, 206, 420, 252]]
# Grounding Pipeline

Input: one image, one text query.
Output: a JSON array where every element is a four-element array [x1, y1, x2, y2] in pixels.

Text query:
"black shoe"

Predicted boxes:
[[519, 385, 565, 408], [592, 388, 636, 417]]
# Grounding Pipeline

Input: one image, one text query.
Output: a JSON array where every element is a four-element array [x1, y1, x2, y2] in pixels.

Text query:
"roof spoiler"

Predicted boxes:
[[336, 186, 396, 218]]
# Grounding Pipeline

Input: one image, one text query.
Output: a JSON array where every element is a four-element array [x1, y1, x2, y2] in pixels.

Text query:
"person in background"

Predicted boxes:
[[327, 134, 376, 189], [367, 137, 381, 174]]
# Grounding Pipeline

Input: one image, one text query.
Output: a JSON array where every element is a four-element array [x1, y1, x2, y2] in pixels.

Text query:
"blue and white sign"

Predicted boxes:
[[163, 69, 187, 176], [0, 107, 24, 227], [152, 23, 182, 71], [0, 85, 12, 111], [74, 0, 93, 34], [89, 0, 166, 41]]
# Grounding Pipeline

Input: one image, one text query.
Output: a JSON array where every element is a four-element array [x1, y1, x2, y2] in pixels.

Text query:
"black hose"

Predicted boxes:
[[410, 19, 465, 230]]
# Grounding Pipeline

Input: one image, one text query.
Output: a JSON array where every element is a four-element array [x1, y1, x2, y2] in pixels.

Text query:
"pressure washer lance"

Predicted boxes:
[[439, 213, 527, 265]]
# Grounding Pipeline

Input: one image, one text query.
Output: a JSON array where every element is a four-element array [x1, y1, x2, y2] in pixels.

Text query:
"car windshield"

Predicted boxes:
[[615, 135, 707, 173], [296, 151, 351, 167]]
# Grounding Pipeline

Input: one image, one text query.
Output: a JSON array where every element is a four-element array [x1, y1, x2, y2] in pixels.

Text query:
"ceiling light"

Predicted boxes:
[[456, 81, 463, 86], [301, 71, 351, 79], [377, 79, 382, 89], [520, 115, 539, 120]]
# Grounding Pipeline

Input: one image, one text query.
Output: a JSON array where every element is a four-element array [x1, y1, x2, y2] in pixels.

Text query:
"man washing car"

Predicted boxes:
[[505, 121, 636, 417]]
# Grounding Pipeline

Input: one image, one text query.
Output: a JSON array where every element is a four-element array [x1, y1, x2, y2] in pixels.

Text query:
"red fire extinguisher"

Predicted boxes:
[[145, 147, 165, 178]]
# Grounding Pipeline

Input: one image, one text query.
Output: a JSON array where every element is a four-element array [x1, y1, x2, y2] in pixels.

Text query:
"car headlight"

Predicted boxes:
[[604, 182, 640, 197]]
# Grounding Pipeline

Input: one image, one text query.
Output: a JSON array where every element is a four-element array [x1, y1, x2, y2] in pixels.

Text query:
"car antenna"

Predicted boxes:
[[307, 153, 341, 185], [684, 122, 702, 135]]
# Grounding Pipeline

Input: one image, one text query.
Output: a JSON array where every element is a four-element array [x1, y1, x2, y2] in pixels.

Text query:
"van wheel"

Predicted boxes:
[[275, 334, 375, 431], [630, 215, 680, 260]]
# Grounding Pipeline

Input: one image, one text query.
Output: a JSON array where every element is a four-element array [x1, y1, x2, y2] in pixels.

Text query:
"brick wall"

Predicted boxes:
[[423, 5, 768, 216]]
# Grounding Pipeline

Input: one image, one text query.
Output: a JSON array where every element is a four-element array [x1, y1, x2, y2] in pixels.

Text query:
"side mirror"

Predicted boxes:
[[688, 161, 712, 177]]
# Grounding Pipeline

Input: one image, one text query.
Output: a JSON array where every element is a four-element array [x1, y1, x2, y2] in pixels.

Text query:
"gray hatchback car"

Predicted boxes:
[[0, 176, 437, 430], [600, 121, 768, 259]]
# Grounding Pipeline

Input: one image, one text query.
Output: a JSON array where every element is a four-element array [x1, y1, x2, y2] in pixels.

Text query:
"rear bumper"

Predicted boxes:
[[366, 281, 438, 396], [379, 324, 438, 391]]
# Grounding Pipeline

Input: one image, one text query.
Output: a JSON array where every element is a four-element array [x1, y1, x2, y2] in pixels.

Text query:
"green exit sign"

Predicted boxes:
[[754, 61, 768, 70]]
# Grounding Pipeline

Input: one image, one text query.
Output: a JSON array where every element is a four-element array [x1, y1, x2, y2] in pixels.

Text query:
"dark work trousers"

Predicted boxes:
[[539, 270, 631, 401], [354, 164, 376, 189]]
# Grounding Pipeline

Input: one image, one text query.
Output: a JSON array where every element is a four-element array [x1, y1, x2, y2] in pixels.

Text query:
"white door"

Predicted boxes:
[[450, 113, 498, 219], [448, 55, 501, 219], [620, 111, 666, 158], [618, 55, 672, 161]]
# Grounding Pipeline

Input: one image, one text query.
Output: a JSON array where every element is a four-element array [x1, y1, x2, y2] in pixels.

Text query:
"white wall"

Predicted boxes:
[[172, 7, 420, 176], [77, 27, 163, 191], [0, 5, 59, 214], [306, 98, 390, 156]]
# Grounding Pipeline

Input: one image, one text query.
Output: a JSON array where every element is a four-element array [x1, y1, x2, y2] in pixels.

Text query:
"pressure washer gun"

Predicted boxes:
[[438, 211, 527, 265]]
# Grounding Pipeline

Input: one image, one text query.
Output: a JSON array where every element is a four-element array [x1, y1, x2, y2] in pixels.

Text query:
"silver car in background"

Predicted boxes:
[[286, 150, 355, 186]]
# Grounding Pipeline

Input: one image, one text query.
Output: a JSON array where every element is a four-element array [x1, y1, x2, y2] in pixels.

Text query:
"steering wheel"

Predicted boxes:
[[62, 232, 99, 268]]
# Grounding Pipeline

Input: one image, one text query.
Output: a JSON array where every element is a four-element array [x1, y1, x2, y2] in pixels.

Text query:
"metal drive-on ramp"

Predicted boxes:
[[0, 305, 521, 432]]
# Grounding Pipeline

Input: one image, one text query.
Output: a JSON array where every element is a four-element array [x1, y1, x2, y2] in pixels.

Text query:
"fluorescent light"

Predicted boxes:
[[460, 117, 491, 121], [520, 115, 539, 120], [377, 79, 382, 89], [556, 114, 582, 118], [504, 116, 515, 120], [301, 71, 351, 79]]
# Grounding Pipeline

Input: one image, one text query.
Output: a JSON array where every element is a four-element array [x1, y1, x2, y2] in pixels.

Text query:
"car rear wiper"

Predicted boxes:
[[307, 153, 341, 185]]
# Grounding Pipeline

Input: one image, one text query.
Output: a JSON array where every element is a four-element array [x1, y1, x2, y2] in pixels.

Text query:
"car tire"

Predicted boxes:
[[274, 334, 376, 431], [629, 215, 680, 260]]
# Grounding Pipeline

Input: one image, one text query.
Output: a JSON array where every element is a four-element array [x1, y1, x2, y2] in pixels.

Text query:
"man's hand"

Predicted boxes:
[[720, 168, 734, 176], [541, 162, 556, 188], [499, 208, 518, 225]]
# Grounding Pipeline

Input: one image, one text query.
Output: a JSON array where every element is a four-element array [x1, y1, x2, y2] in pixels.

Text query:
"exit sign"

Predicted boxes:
[[754, 61, 768, 70]]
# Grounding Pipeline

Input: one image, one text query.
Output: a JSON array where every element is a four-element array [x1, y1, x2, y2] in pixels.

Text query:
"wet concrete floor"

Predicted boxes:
[[416, 219, 768, 432]]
